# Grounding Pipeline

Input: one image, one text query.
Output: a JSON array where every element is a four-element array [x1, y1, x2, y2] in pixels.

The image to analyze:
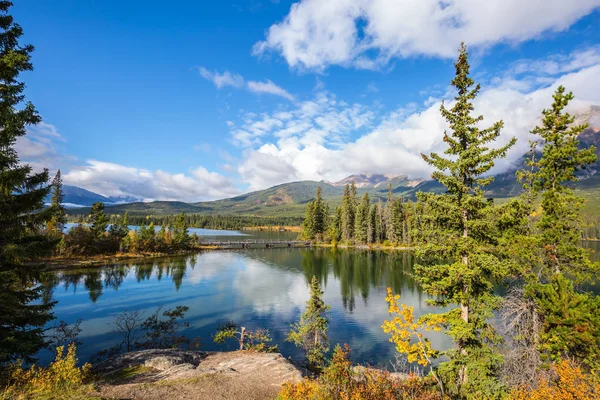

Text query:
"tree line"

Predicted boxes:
[[114, 214, 303, 231], [301, 184, 413, 245]]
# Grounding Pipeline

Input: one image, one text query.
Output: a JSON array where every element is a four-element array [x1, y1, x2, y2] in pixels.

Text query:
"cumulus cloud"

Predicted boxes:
[[247, 79, 295, 101], [253, 0, 600, 70], [232, 57, 600, 190], [63, 160, 241, 202], [198, 67, 245, 88]]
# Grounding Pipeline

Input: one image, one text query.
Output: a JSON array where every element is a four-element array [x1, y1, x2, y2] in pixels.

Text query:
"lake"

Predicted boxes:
[[40, 230, 599, 367]]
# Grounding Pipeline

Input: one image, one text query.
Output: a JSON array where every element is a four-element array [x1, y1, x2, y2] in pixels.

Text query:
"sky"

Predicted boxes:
[[13, 0, 600, 202]]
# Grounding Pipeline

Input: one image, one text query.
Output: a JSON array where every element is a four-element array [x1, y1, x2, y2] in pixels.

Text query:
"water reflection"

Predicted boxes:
[[44, 243, 597, 367], [43, 248, 449, 366]]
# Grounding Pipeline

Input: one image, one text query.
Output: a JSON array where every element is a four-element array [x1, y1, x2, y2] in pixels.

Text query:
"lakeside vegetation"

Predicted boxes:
[[0, 1, 599, 399]]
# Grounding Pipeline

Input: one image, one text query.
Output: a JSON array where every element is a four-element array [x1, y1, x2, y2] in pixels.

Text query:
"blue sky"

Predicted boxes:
[[13, 0, 600, 201]]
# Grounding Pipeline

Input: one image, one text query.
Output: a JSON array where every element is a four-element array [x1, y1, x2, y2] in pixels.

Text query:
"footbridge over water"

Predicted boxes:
[[199, 239, 312, 249]]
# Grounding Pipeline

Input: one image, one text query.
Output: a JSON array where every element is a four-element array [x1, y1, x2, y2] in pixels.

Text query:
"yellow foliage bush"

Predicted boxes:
[[278, 344, 442, 400], [509, 360, 600, 400], [1, 344, 92, 399]]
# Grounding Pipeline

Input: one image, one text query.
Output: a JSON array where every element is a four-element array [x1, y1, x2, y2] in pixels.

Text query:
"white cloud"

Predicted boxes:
[[233, 59, 600, 190], [247, 79, 295, 101], [15, 122, 74, 173], [253, 0, 600, 70], [198, 67, 244, 88], [63, 160, 241, 202]]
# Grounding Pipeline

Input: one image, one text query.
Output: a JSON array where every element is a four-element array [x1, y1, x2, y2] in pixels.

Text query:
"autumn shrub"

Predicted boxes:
[[1, 344, 92, 399], [508, 359, 600, 400], [277, 344, 442, 400]]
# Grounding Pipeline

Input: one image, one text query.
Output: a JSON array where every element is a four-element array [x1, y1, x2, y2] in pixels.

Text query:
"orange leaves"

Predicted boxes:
[[509, 360, 600, 400]]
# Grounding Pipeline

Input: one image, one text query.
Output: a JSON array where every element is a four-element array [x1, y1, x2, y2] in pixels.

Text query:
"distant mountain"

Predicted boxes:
[[330, 173, 423, 189], [46, 185, 112, 207], [67, 106, 600, 218]]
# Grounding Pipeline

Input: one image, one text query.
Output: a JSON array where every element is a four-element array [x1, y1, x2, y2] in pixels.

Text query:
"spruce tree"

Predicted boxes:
[[519, 87, 599, 369], [385, 183, 396, 242], [415, 43, 516, 397], [340, 184, 355, 241], [301, 200, 316, 240], [0, 1, 55, 364], [354, 193, 370, 244], [173, 211, 190, 248], [525, 86, 598, 281], [287, 276, 331, 369], [313, 186, 326, 235], [367, 203, 377, 244], [47, 170, 67, 236], [89, 202, 109, 238]]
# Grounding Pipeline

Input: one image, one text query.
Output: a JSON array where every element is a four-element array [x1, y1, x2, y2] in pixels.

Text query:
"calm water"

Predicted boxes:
[[40, 234, 599, 367]]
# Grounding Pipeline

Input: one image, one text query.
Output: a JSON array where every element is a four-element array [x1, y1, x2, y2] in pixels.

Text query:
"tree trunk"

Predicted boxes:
[[239, 327, 246, 350]]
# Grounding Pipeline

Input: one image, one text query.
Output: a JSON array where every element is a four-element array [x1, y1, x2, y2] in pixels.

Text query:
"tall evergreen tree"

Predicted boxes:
[[518, 87, 599, 369], [340, 184, 356, 241], [301, 200, 316, 240], [354, 193, 370, 244], [287, 276, 331, 369], [391, 198, 404, 244], [0, 1, 55, 364], [523, 86, 598, 281], [415, 44, 516, 398], [173, 210, 190, 248], [313, 186, 326, 235], [47, 170, 66, 236], [89, 202, 109, 238], [385, 183, 396, 243], [367, 203, 378, 244]]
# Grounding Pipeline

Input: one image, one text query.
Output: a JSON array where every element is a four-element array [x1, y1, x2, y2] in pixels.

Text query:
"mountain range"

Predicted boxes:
[[66, 107, 600, 218]]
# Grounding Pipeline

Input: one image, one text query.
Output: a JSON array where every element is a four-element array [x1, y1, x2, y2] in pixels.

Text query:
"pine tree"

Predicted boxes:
[[301, 200, 316, 240], [89, 202, 109, 238], [0, 1, 55, 364], [367, 203, 377, 244], [354, 193, 370, 244], [518, 87, 599, 369], [525, 86, 598, 281], [377, 199, 385, 243], [385, 183, 395, 243], [415, 43, 516, 397], [340, 184, 355, 241], [47, 170, 66, 236], [287, 276, 331, 369], [173, 211, 190, 249], [391, 198, 404, 244], [313, 186, 326, 235]]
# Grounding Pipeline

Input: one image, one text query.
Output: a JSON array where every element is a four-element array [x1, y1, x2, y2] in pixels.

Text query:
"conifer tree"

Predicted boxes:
[[391, 198, 404, 244], [173, 211, 190, 248], [518, 87, 599, 369], [385, 184, 396, 243], [340, 184, 356, 241], [0, 1, 55, 364], [301, 200, 316, 240], [89, 202, 109, 238], [523, 86, 598, 281], [415, 43, 516, 397], [47, 170, 67, 236], [367, 204, 377, 244], [287, 276, 331, 369], [313, 186, 326, 235], [354, 193, 370, 244]]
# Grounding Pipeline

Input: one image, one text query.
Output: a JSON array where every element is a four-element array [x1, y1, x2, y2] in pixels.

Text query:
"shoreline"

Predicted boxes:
[[38, 243, 417, 271], [38, 247, 218, 271]]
